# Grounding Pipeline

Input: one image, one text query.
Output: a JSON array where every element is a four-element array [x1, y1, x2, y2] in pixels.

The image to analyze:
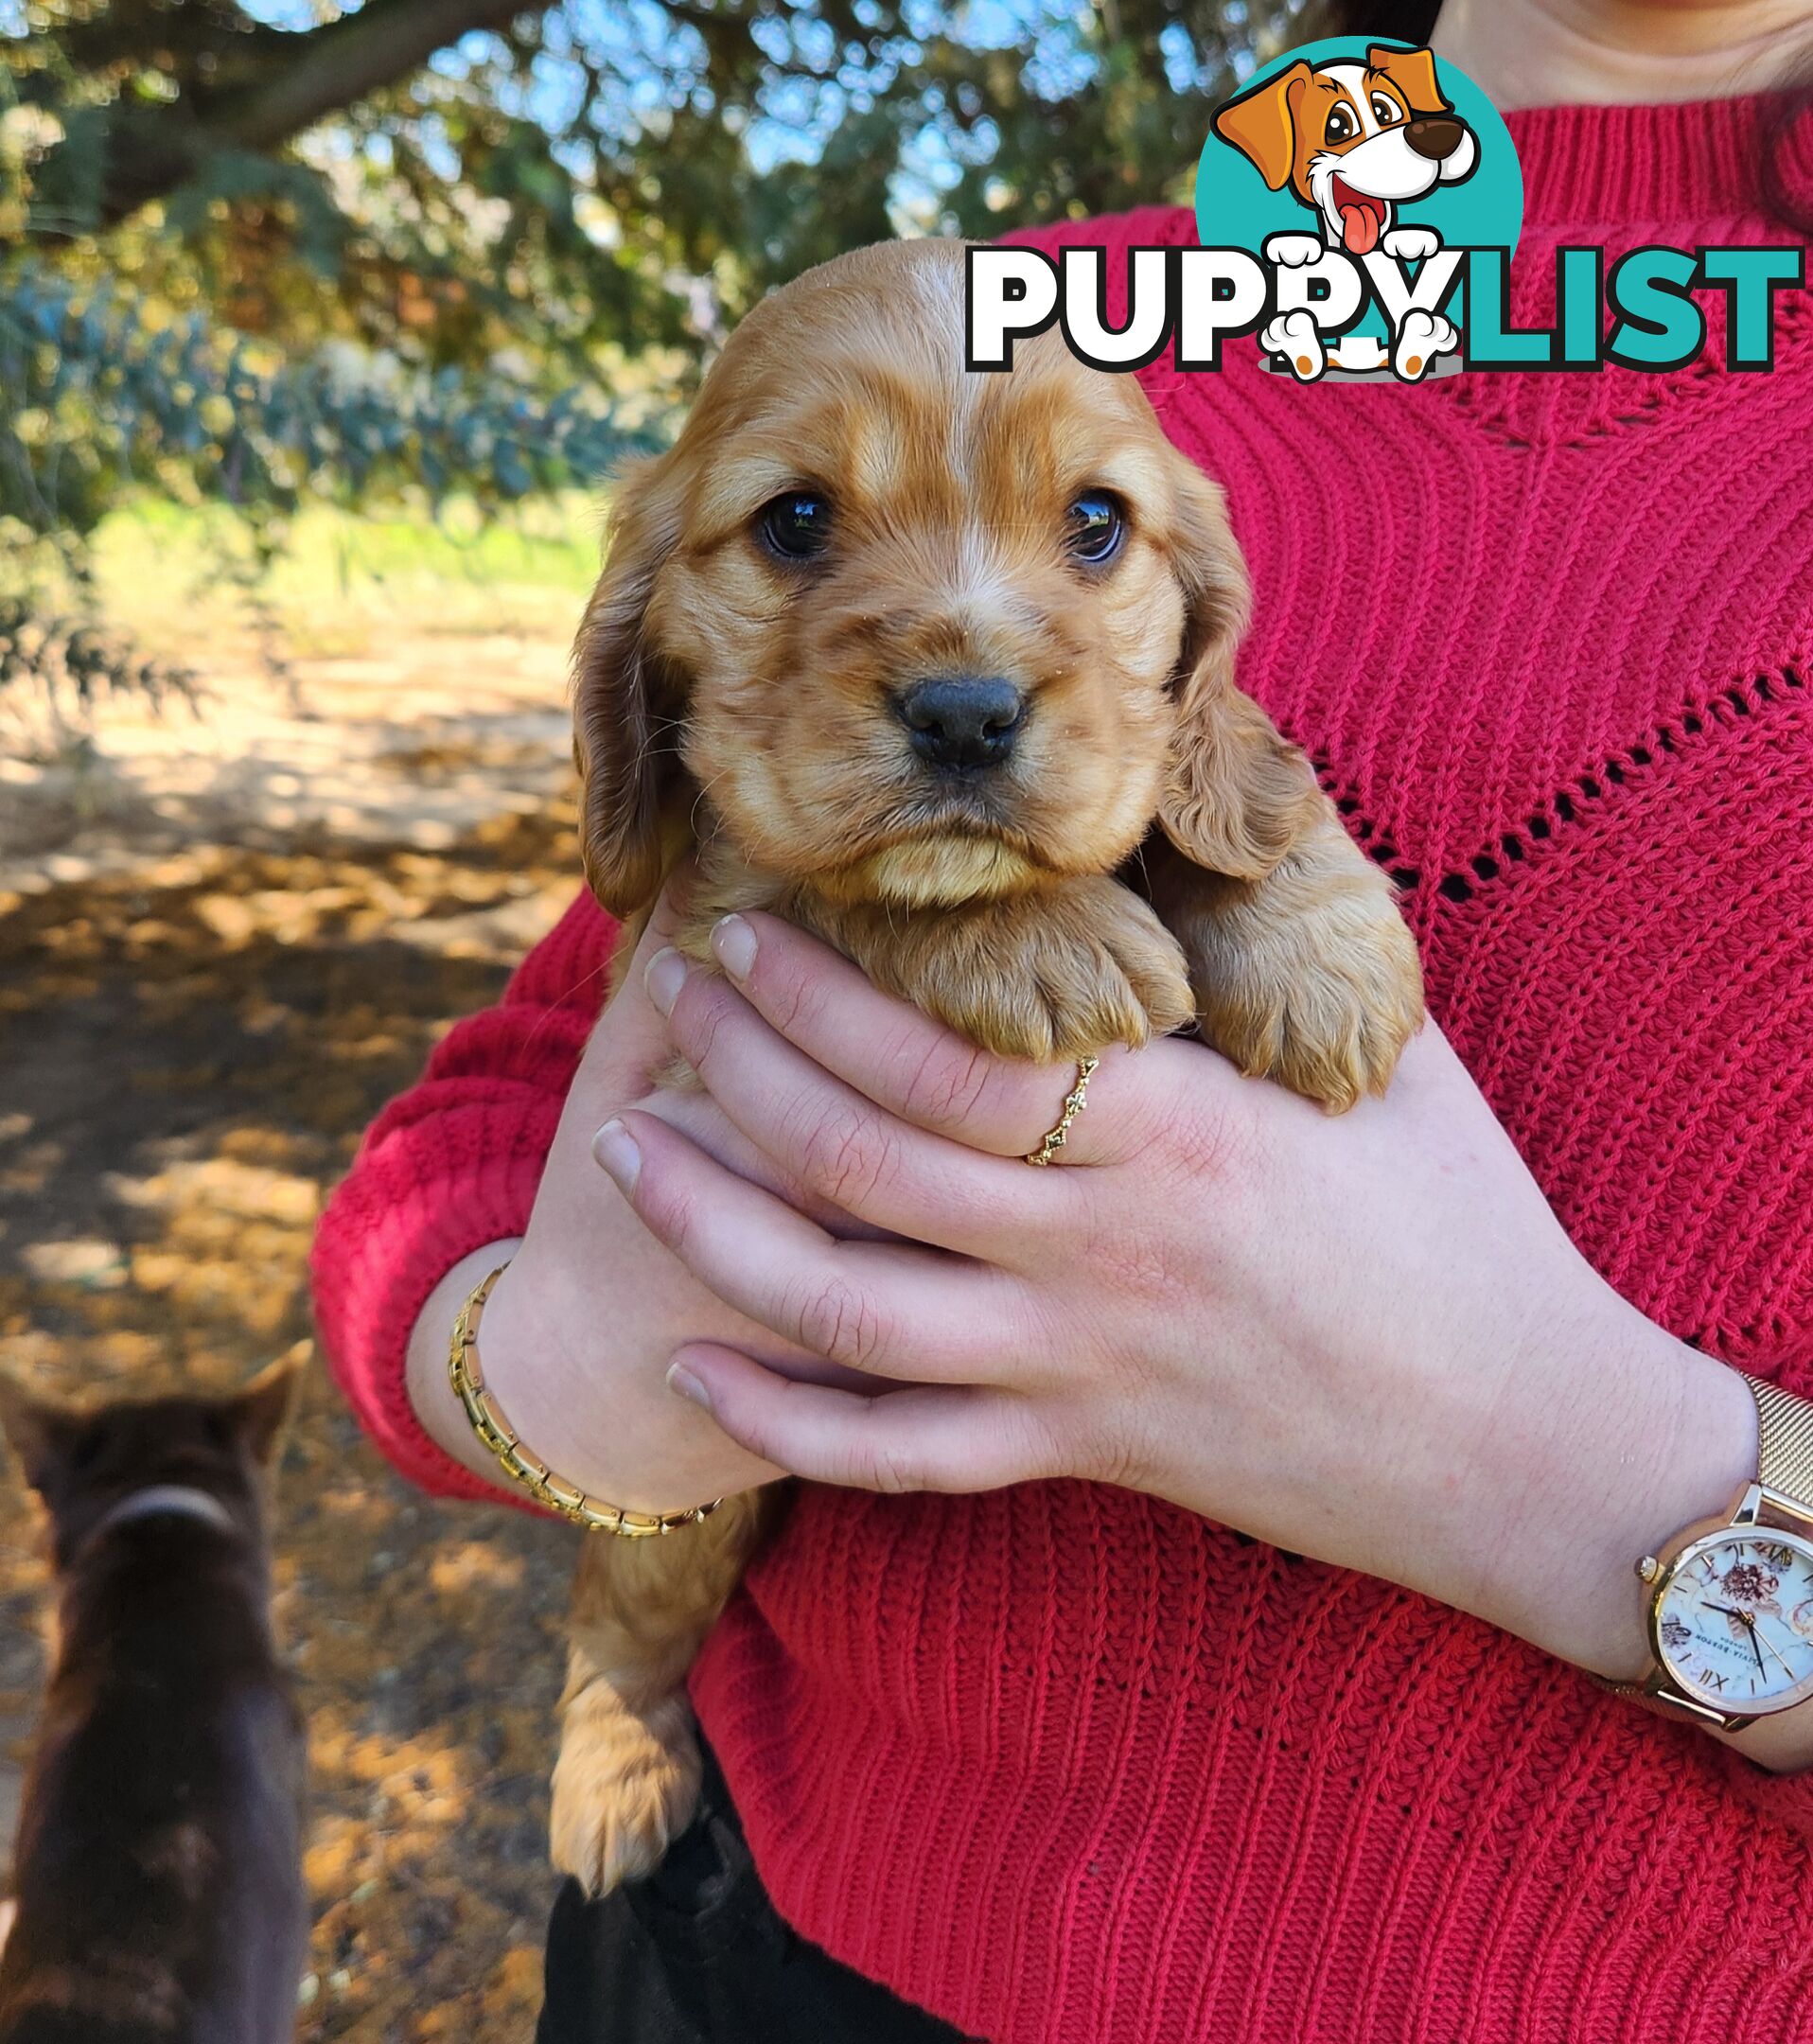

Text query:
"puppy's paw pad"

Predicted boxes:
[[550, 1698, 701, 1897]]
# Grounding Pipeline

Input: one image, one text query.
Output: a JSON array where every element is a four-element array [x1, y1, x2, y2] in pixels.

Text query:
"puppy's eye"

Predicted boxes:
[[1325, 105, 1354, 143], [1370, 94, 1400, 126], [1065, 492, 1125, 567], [757, 491, 831, 562]]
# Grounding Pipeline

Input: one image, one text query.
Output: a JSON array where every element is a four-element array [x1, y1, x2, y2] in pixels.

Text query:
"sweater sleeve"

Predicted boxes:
[[309, 889, 620, 1504]]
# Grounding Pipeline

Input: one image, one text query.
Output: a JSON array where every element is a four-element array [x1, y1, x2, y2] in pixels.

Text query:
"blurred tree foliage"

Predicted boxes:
[[0, 257, 660, 551], [0, 0, 1309, 711], [5, 0, 1312, 368]]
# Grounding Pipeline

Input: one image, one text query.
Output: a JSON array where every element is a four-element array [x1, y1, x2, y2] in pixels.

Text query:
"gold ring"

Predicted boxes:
[[1024, 1055, 1100, 1167]]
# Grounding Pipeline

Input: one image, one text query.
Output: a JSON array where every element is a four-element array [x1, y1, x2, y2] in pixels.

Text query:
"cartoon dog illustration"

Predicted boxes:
[[1213, 44, 1475, 379]]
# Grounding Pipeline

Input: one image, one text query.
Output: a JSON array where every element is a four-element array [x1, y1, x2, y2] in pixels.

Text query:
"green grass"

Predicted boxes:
[[86, 494, 604, 659]]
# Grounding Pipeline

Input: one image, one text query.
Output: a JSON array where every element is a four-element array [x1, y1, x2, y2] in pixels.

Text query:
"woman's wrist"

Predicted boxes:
[[406, 1240, 525, 1486], [408, 1228, 783, 1516], [1462, 1292, 1757, 1683], [407, 1243, 624, 1500], [1474, 1308, 1813, 1775]]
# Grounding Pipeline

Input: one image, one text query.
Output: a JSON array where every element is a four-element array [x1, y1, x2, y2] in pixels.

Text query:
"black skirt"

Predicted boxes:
[[537, 1738, 975, 2044]]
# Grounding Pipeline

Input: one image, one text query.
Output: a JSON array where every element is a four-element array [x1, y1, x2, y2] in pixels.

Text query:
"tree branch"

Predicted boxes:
[[208, 0, 551, 154], [29, 0, 555, 235]]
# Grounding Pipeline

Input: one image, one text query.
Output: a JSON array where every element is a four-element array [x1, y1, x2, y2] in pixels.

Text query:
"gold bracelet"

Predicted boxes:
[[448, 1263, 723, 1537]]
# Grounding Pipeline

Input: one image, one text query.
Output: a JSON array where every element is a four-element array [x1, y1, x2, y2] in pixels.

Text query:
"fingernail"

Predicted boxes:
[[643, 946, 687, 1017], [711, 914, 757, 981], [666, 1362, 712, 1413], [592, 1118, 642, 1191]]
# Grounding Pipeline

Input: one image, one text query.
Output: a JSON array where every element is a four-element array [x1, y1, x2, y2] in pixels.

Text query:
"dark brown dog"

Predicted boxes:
[[0, 1363, 308, 2044], [552, 236, 1425, 1893]]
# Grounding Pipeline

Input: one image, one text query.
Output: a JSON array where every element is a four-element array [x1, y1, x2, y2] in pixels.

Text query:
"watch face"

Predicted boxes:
[[1655, 1530, 1813, 1714]]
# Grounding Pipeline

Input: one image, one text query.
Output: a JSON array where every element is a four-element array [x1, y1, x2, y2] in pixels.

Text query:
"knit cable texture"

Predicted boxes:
[[311, 94, 1813, 2042]]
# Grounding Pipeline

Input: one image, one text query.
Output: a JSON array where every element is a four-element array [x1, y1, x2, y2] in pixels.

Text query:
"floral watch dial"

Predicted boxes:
[[1654, 1531, 1813, 1713]]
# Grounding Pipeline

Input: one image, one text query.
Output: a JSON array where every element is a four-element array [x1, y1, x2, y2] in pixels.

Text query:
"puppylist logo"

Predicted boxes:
[[967, 38, 1804, 383]]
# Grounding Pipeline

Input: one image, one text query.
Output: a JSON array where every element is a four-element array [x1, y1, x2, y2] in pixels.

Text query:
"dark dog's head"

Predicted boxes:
[[0, 1361, 299, 1572], [573, 238, 1318, 923], [1213, 45, 1477, 255]]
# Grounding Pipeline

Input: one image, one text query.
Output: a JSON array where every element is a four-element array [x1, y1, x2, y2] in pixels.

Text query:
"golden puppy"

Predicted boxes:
[[552, 237, 1424, 1893]]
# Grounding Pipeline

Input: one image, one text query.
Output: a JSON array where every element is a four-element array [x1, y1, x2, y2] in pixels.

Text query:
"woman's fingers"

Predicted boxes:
[[665, 1343, 1059, 1493], [702, 910, 1165, 1165], [644, 948, 1075, 1254], [597, 1108, 1030, 1383]]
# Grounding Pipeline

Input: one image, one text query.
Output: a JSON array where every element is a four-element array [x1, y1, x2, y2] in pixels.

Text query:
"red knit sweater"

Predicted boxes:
[[313, 97, 1813, 2042]]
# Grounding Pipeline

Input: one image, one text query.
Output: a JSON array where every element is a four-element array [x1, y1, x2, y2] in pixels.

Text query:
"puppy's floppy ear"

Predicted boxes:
[[573, 454, 688, 919], [1157, 456, 1323, 882], [1367, 44, 1451, 117], [1211, 60, 1311, 192]]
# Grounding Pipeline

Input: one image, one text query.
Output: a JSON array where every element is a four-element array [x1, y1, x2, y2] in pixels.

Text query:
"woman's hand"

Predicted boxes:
[[407, 885, 866, 1517], [596, 908, 1761, 1688]]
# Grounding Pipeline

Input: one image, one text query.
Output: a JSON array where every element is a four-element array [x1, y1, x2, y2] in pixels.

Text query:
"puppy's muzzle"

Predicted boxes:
[[1404, 116, 1466, 163], [897, 675, 1026, 772]]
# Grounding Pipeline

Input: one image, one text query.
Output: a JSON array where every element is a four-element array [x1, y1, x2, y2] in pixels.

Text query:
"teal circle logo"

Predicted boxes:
[[1195, 38, 1523, 379]]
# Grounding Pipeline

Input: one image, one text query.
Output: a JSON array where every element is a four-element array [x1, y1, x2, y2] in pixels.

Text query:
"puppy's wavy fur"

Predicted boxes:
[[554, 238, 1424, 1893]]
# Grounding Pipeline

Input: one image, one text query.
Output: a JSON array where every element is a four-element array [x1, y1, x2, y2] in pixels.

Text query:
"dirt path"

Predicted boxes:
[[0, 631, 592, 2037]]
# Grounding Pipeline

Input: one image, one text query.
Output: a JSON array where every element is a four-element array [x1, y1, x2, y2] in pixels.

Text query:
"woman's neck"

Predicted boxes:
[[1431, 0, 1811, 110]]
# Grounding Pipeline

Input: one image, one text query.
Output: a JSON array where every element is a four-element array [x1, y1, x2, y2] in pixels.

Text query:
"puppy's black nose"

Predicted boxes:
[[896, 676, 1025, 771], [1404, 115, 1466, 161]]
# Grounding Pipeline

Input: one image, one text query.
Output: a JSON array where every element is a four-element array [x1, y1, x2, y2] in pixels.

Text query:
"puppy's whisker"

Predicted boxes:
[[686, 766, 735, 837]]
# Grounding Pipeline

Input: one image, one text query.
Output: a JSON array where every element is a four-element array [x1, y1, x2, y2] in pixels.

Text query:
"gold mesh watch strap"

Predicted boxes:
[[1751, 1378, 1813, 1514]]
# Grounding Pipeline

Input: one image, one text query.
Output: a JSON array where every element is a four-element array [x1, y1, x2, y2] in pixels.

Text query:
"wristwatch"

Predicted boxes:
[[1611, 1378, 1813, 1732]]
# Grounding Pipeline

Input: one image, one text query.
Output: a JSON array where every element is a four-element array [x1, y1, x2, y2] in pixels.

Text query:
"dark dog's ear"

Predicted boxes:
[[1366, 44, 1451, 117], [228, 1353, 306, 1468], [0, 1376, 82, 1498], [572, 454, 688, 919], [1211, 60, 1311, 192], [1157, 456, 1323, 882]]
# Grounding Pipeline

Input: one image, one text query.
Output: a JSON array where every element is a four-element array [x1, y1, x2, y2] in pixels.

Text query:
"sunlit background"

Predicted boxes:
[[1, 0, 1314, 2032]]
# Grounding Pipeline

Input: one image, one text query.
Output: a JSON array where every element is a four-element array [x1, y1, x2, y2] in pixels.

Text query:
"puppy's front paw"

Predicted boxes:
[[1151, 825, 1424, 1114], [1014, 884, 1199, 1063], [875, 880, 1195, 1065], [550, 1684, 701, 1896], [1208, 878, 1423, 1113]]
